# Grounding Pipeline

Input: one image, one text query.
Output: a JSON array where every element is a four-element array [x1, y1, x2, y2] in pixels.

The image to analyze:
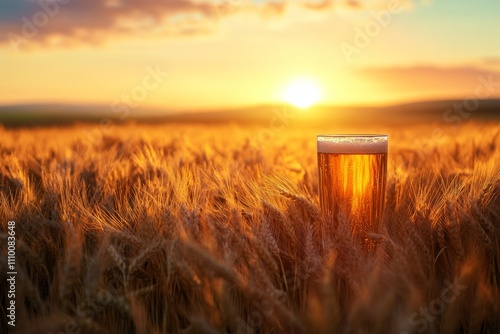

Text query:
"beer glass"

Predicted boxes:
[[317, 135, 388, 247]]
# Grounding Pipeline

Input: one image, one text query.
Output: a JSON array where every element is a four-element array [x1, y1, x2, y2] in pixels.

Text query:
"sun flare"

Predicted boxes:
[[282, 79, 322, 109]]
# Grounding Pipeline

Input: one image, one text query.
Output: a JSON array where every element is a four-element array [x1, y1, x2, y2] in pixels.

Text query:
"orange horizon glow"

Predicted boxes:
[[0, 1, 499, 110]]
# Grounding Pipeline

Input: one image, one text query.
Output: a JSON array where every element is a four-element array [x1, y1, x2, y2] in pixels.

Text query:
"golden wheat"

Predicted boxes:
[[0, 121, 498, 334]]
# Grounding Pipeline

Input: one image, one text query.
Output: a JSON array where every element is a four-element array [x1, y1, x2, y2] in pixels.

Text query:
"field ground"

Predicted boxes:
[[0, 120, 499, 333]]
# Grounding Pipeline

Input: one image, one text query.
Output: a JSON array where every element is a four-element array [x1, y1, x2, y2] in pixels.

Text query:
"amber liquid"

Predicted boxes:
[[318, 152, 387, 243]]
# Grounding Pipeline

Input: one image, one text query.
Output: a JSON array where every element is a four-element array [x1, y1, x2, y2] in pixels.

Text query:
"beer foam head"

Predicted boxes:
[[317, 135, 388, 154]]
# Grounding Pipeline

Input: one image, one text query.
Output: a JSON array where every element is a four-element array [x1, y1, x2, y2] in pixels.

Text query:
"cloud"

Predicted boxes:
[[0, 0, 397, 50], [360, 65, 500, 98], [482, 57, 500, 66]]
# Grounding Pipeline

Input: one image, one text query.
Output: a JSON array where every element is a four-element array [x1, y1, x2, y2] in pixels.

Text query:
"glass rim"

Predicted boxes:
[[317, 134, 388, 138], [317, 134, 388, 154]]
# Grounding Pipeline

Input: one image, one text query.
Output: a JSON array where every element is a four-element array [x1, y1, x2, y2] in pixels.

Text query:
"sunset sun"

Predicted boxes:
[[282, 79, 322, 109]]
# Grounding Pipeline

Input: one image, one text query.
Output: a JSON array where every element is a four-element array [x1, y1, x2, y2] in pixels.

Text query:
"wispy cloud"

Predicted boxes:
[[360, 65, 500, 97], [0, 0, 407, 50], [482, 57, 500, 66]]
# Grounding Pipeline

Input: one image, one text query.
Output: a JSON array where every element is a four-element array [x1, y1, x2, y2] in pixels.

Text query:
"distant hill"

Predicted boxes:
[[0, 104, 106, 127], [167, 100, 500, 125], [0, 100, 498, 127]]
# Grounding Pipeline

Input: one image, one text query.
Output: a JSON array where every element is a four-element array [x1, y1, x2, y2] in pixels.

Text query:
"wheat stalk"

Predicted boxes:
[[446, 200, 464, 261], [473, 202, 495, 234], [4, 122, 500, 333], [259, 215, 280, 256], [107, 244, 127, 278], [181, 241, 240, 286], [127, 284, 157, 298], [251, 235, 279, 273], [128, 238, 165, 275], [262, 200, 297, 247]]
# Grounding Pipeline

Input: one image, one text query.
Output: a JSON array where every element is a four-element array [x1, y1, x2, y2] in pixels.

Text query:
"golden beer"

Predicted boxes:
[[317, 135, 388, 245]]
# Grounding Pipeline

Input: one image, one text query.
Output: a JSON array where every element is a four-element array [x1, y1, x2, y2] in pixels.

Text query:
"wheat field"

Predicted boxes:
[[0, 121, 499, 334]]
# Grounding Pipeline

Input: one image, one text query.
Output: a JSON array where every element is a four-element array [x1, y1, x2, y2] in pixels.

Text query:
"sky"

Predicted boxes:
[[0, 0, 499, 112]]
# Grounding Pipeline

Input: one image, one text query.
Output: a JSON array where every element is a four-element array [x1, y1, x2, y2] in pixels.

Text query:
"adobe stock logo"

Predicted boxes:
[[7, 0, 71, 52], [443, 74, 500, 126], [250, 107, 297, 149], [339, 0, 403, 63], [400, 278, 467, 334], [111, 65, 169, 120]]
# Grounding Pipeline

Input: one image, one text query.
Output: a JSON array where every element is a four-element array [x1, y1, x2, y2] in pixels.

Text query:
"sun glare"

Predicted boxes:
[[282, 79, 322, 109]]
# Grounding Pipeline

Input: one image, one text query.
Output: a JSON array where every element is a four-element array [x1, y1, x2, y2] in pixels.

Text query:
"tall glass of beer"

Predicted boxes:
[[317, 135, 388, 249]]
